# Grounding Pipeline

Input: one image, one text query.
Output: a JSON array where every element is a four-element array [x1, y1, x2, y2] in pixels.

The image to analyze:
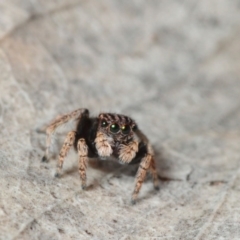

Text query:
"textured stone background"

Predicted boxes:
[[0, 1, 240, 239]]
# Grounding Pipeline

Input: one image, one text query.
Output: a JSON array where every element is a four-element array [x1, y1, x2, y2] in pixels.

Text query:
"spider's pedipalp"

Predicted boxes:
[[119, 141, 139, 163], [42, 108, 89, 161], [94, 131, 113, 157]]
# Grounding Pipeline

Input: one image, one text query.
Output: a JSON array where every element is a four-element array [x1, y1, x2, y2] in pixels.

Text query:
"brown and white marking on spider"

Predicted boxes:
[[94, 131, 113, 157], [119, 141, 139, 163]]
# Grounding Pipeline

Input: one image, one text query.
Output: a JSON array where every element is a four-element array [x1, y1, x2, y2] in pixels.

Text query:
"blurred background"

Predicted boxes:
[[1, 1, 240, 239]]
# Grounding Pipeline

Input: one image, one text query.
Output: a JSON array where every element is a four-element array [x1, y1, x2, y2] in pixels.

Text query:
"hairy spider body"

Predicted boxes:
[[42, 108, 159, 204]]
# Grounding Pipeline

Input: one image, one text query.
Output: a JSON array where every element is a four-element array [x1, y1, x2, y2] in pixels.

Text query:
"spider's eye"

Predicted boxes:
[[121, 125, 131, 135], [101, 120, 108, 128], [132, 125, 137, 131], [110, 123, 120, 133]]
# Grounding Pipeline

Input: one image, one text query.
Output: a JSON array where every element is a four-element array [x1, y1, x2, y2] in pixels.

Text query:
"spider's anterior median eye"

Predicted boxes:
[[110, 123, 120, 133], [101, 120, 108, 128], [121, 125, 131, 135]]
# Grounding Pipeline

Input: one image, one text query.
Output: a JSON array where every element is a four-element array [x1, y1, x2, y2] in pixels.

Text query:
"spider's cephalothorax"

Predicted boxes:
[[42, 108, 159, 204], [98, 113, 136, 145]]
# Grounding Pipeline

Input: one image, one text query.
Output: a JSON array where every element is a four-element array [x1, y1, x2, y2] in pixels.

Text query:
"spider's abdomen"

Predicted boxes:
[[74, 116, 99, 158]]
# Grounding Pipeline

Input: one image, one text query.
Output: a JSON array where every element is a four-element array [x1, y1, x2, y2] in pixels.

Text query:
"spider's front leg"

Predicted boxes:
[[42, 108, 89, 162], [131, 145, 159, 205], [77, 138, 88, 190]]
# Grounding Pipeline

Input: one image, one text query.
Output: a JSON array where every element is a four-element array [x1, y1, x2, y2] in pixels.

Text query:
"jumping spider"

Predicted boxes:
[[42, 108, 159, 204]]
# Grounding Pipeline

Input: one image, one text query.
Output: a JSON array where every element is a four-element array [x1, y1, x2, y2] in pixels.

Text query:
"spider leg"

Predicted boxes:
[[131, 129, 159, 204], [149, 157, 159, 190], [42, 108, 89, 162], [55, 131, 76, 177], [77, 138, 88, 190], [131, 153, 152, 204], [146, 143, 159, 190]]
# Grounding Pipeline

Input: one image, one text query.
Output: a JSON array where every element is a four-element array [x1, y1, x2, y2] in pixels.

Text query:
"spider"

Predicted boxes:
[[42, 108, 159, 204]]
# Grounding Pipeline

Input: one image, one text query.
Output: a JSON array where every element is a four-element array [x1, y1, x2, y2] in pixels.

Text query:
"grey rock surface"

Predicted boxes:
[[0, 1, 240, 239]]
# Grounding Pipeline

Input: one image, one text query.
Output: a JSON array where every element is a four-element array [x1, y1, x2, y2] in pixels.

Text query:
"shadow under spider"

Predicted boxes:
[[63, 145, 175, 188], [64, 158, 139, 178]]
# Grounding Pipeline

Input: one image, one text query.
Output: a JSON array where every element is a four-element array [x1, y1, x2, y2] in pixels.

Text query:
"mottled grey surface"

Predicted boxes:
[[0, 1, 240, 239]]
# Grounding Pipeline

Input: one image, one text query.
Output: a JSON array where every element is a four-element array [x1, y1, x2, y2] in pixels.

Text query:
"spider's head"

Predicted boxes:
[[98, 113, 137, 143]]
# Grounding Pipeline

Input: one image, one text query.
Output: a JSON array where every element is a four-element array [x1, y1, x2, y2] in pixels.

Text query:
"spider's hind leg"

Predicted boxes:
[[42, 108, 89, 162]]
